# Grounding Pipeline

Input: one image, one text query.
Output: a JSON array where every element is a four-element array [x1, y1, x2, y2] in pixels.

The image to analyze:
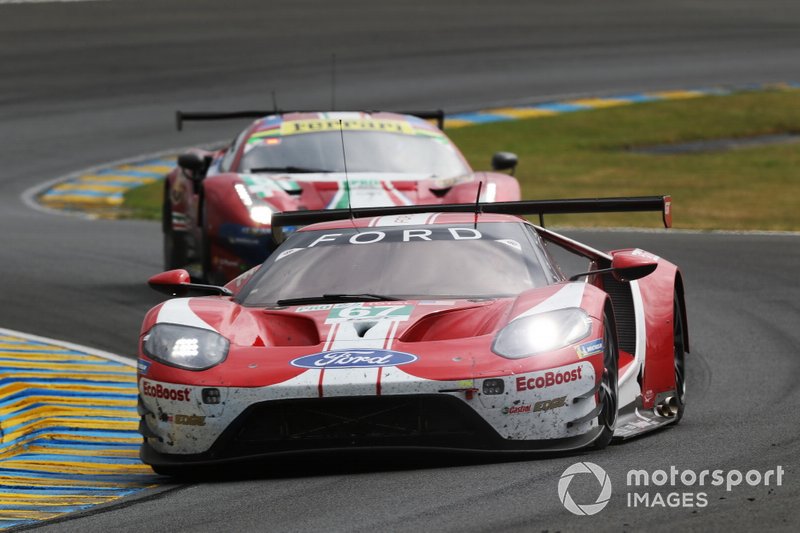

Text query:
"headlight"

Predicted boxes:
[[142, 324, 229, 370], [249, 205, 273, 225], [234, 183, 273, 225], [492, 308, 592, 359]]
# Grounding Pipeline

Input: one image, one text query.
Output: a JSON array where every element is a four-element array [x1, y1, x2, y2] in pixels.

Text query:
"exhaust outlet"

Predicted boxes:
[[655, 396, 679, 417]]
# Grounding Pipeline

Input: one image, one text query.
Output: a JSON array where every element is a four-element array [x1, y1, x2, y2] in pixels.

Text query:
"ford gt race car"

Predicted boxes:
[[164, 110, 521, 284], [138, 196, 687, 476]]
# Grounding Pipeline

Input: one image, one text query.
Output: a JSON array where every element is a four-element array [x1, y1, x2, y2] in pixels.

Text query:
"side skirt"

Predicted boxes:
[[612, 393, 678, 440]]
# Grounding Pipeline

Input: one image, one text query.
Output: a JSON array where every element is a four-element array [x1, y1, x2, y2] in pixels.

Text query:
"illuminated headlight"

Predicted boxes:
[[492, 308, 592, 359], [142, 324, 229, 370], [234, 183, 273, 225], [249, 205, 273, 225]]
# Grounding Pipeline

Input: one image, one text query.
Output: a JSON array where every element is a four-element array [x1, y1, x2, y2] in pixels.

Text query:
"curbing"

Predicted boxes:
[[0, 328, 159, 530]]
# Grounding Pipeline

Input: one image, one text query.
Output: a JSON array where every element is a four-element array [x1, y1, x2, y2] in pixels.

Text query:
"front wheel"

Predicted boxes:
[[593, 312, 619, 449], [163, 197, 188, 270]]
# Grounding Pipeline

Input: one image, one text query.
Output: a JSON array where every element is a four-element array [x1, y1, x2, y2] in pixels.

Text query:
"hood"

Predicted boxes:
[[141, 282, 599, 387], [239, 172, 472, 210]]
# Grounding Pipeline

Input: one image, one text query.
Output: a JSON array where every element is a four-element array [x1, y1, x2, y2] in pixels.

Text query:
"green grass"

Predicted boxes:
[[124, 181, 163, 220], [123, 89, 800, 230]]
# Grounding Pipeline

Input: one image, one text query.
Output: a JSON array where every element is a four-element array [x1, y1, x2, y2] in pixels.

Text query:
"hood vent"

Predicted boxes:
[[353, 321, 378, 338]]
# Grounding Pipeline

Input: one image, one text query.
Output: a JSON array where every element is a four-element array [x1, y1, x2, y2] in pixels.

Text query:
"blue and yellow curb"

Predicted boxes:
[[31, 83, 800, 216], [0, 328, 158, 529], [37, 158, 175, 213]]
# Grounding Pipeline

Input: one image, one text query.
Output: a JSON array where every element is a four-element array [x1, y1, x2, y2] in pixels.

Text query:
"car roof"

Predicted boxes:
[[298, 212, 527, 231]]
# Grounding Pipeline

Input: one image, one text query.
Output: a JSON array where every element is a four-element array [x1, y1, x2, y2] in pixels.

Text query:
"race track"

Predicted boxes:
[[1, 1, 799, 531]]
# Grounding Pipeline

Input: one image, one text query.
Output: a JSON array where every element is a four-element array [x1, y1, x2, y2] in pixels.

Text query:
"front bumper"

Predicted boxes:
[[139, 361, 599, 466]]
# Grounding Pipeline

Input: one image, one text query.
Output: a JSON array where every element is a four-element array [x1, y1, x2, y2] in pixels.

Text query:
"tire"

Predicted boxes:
[[593, 310, 619, 450], [163, 196, 188, 271], [199, 202, 223, 285], [672, 297, 687, 423]]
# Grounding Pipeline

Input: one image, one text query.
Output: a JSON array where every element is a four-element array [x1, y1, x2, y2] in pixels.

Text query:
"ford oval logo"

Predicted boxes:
[[290, 349, 418, 369]]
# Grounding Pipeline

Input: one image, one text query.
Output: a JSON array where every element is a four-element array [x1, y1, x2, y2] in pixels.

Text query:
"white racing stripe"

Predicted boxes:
[[514, 283, 586, 320], [318, 305, 410, 396], [156, 298, 218, 332]]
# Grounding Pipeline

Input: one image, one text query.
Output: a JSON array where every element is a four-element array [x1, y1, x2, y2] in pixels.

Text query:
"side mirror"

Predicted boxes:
[[491, 152, 518, 174], [610, 251, 658, 282], [568, 250, 658, 282], [177, 152, 208, 182], [148, 269, 233, 297]]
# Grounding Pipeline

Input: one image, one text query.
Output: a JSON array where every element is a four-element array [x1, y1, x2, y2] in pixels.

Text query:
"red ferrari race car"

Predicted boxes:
[[164, 110, 521, 284], [138, 196, 687, 476]]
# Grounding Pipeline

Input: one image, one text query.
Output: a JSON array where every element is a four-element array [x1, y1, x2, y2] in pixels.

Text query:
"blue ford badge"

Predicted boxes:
[[290, 349, 417, 369]]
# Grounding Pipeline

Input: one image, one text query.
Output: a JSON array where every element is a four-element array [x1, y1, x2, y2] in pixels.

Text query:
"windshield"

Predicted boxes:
[[239, 223, 551, 306], [238, 131, 470, 178]]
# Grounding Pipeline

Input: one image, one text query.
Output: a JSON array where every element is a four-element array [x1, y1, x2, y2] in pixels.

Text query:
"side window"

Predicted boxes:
[[219, 129, 250, 172]]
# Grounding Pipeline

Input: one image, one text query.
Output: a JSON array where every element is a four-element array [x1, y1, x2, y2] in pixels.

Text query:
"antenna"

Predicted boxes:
[[474, 181, 483, 229], [338, 120, 357, 231], [331, 53, 337, 111], [271, 90, 278, 113]]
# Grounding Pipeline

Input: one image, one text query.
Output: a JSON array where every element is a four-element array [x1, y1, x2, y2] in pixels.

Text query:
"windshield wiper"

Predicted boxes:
[[276, 293, 402, 306], [248, 166, 335, 174]]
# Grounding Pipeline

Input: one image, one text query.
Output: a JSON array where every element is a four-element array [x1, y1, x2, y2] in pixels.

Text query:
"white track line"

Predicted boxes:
[[0, 326, 135, 367]]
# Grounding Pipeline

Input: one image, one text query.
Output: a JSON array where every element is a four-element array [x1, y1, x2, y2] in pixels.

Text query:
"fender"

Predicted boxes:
[[612, 250, 686, 409]]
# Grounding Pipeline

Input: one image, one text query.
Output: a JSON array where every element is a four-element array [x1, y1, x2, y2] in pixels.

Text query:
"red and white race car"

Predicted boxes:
[[138, 196, 687, 476], [164, 110, 520, 284]]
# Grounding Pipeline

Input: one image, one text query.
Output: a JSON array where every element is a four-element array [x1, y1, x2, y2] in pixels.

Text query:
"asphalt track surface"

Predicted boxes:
[[1, 1, 799, 531]]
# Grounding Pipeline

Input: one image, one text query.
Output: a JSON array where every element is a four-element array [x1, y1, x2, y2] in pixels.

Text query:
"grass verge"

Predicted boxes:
[[123, 89, 800, 230]]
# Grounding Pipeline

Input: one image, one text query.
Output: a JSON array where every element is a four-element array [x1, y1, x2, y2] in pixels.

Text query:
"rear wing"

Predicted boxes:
[[175, 109, 445, 131], [271, 195, 672, 243]]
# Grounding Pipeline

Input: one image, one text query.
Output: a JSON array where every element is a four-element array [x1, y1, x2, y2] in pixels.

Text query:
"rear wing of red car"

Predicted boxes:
[[175, 109, 446, 131], [270, 195, 672, 242]]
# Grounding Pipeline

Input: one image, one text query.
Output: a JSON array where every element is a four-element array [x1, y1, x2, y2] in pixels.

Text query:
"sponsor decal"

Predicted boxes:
[[327, 304, 413, 321], [502, 396, 567, 415], [307, 227, 484, 248], [278, 119, 416, 136], [576, 339, 603, 359], [141, 380, 192, 402], [419, 300, 457, 306], [502, 403, 532, 415], [137, 359, 151, 375], [516, 367, 584, 392], [290, 349, 417, 369], [534, 396, 567, 412], [169, 414, 206, 426], [277, 248, 305, 261], [295, 304, 334, 313], [170, 179, 186, 204]]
